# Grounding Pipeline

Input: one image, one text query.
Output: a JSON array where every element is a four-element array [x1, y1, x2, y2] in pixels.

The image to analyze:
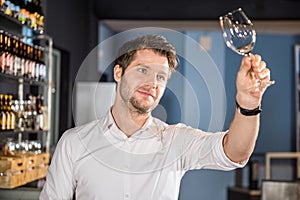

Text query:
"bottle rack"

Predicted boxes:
[[0, 4, 53, 189], [0, 0, 44, 34], [0, 28, 52, 152]]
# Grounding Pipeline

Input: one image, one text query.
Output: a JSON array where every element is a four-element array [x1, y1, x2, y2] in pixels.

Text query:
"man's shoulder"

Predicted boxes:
[[56, 117, 108, 155], [62, 117, 107, 139]]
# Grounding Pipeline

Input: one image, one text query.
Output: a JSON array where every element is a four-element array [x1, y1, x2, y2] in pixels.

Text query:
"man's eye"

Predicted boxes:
[[157, 74, 166, 82], [138, 68, 147, 74]]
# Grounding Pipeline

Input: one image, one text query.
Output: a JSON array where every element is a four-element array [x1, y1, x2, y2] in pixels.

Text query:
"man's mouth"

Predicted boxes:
[[137, 90, 155, 99]]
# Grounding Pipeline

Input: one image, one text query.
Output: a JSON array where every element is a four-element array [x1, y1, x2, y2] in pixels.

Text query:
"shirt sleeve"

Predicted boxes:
[[39, 129, 77, 200], [175, 124, 247, 171]]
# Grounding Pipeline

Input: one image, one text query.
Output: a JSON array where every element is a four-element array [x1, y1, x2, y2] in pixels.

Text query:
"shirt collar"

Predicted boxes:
[[101, 108, 114, 133], [101, 108, 165, 141]]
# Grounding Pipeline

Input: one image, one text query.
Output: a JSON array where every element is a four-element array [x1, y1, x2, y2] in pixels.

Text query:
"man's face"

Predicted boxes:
[[115, 49, 170, 114]]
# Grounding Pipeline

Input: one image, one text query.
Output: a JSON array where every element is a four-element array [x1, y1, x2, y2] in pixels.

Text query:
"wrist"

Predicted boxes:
[[236, 93, 261, 109], [235, 100, 262, 116]]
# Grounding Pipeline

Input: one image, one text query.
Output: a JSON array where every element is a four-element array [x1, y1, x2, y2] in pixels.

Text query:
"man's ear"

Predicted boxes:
[[113, 65, 123, 82]]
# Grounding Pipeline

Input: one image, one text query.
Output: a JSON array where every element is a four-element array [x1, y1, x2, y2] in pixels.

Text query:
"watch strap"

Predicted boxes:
[[236, 100, 262, 116]]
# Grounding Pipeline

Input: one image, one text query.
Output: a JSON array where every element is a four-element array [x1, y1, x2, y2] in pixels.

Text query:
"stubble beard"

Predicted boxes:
[[119, 78, 158, 115], [120, 85, 153, 115], [129, 96, 152, 115]]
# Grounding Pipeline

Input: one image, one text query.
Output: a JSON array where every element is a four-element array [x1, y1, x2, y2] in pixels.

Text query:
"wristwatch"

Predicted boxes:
[[235, 100, 262, 116]]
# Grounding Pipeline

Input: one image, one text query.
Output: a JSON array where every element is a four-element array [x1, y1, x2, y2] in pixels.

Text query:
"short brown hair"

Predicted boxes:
[[114, 34, 179, 75]]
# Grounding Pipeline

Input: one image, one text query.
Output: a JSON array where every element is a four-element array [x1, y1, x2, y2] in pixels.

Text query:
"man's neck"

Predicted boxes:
[[111, 104, 150, 138]]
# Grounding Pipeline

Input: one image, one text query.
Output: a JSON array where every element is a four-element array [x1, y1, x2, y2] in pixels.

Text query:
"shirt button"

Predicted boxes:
[[125, 193, 130, 199]]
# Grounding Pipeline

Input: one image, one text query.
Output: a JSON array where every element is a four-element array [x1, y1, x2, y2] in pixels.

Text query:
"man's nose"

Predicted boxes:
[[145, 74, 158, 88]]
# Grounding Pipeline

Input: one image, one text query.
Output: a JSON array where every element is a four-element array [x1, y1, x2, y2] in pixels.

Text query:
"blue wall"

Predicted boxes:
[[181, 31, 226, 131]]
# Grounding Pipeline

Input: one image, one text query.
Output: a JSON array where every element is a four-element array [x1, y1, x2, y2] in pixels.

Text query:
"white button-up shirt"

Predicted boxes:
[[40, 111, 246, 200]]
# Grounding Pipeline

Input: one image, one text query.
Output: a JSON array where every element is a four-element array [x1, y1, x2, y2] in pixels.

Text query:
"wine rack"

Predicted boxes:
[[0, 2, 53, 189]]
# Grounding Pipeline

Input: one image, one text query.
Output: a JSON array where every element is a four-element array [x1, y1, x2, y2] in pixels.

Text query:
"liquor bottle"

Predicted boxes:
[[8, 0, 16, 17], [34, 0, 44, 33], [36, 94, 43, 130], [35, 46, 39, 80], [24, 0, 34, 28], [30, 0, 37, 30], [14, 36, 23, 76], [24, 43, 33, 79], [27, 94, 38, 130], [0, 0, 4, 10], [2, 31, 8, 74], [1, 94, 7, 130], [0, 94, 5, 130], [19, 38, 25, 76], [23, 42, 29, 78], [16, 99, 25, 131], [32, 45, 38, 80], [37, 46, 45, 81], [4, 32, 13, 75], [11, 35, 16, 76], [30, 45, 36, 80], [0, 30, 5, 73], [8, 95, 15, 130], [18, 0, 27, 24], [3, 0, 13, 17], [4, 95, 11, 130], [11, 35, 19, 76], [7, 33, 14, 75], [30, 45, 35, 79]]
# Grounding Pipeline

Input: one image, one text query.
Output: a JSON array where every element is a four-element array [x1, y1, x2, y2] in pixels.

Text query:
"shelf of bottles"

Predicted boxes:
[[0, 0, 51, 190], [0, 93, 48, 133], [0, 0, 45, 34], [0, 30, 47, 81], [0, 28, 48, 133], [0, 1, 50, 156]]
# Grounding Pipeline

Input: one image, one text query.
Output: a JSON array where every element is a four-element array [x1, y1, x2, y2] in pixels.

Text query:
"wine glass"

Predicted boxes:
[[219, 8, 275, 90]]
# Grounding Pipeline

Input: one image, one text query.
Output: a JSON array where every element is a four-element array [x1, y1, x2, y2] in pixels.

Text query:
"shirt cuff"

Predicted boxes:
[[215, 132, 248, 170]]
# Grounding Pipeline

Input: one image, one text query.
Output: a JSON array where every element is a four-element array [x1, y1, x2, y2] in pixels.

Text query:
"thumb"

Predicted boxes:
[[239, 55, 253, 77]]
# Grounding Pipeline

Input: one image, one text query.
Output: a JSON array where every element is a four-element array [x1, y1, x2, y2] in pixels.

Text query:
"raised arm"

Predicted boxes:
[[223, 54, 272, 163]]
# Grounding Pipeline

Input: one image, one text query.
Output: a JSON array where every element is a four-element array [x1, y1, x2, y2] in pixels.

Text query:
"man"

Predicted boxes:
[[40, 34, 272, 199]]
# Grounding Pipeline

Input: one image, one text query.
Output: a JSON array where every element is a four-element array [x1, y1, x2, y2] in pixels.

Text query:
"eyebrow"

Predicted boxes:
[[136, 64, 150, 68]]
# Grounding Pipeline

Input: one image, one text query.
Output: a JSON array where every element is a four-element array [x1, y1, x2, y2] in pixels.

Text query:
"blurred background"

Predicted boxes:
[[0, 0, 300, 199]]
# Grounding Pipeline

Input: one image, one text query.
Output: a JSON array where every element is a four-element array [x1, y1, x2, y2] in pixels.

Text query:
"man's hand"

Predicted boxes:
[[236, 54, 272, 109], [224, 54, 273, 163]]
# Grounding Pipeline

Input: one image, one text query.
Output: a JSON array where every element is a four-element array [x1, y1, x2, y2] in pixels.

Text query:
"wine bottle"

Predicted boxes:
[[0, 94, 6, 130], [8, 95, 15, 130], [0, 30, 5, 73]]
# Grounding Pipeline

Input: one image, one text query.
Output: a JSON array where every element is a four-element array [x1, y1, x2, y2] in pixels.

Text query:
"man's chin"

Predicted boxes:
[[130, 97, 158, 113]]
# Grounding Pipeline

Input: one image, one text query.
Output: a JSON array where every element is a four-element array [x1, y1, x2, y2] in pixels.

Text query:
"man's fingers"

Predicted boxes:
[[257, 68, 271, 79], [240, 54, 267, 77], [239, 55, 252, 76], [251, 54, 261, 68]]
